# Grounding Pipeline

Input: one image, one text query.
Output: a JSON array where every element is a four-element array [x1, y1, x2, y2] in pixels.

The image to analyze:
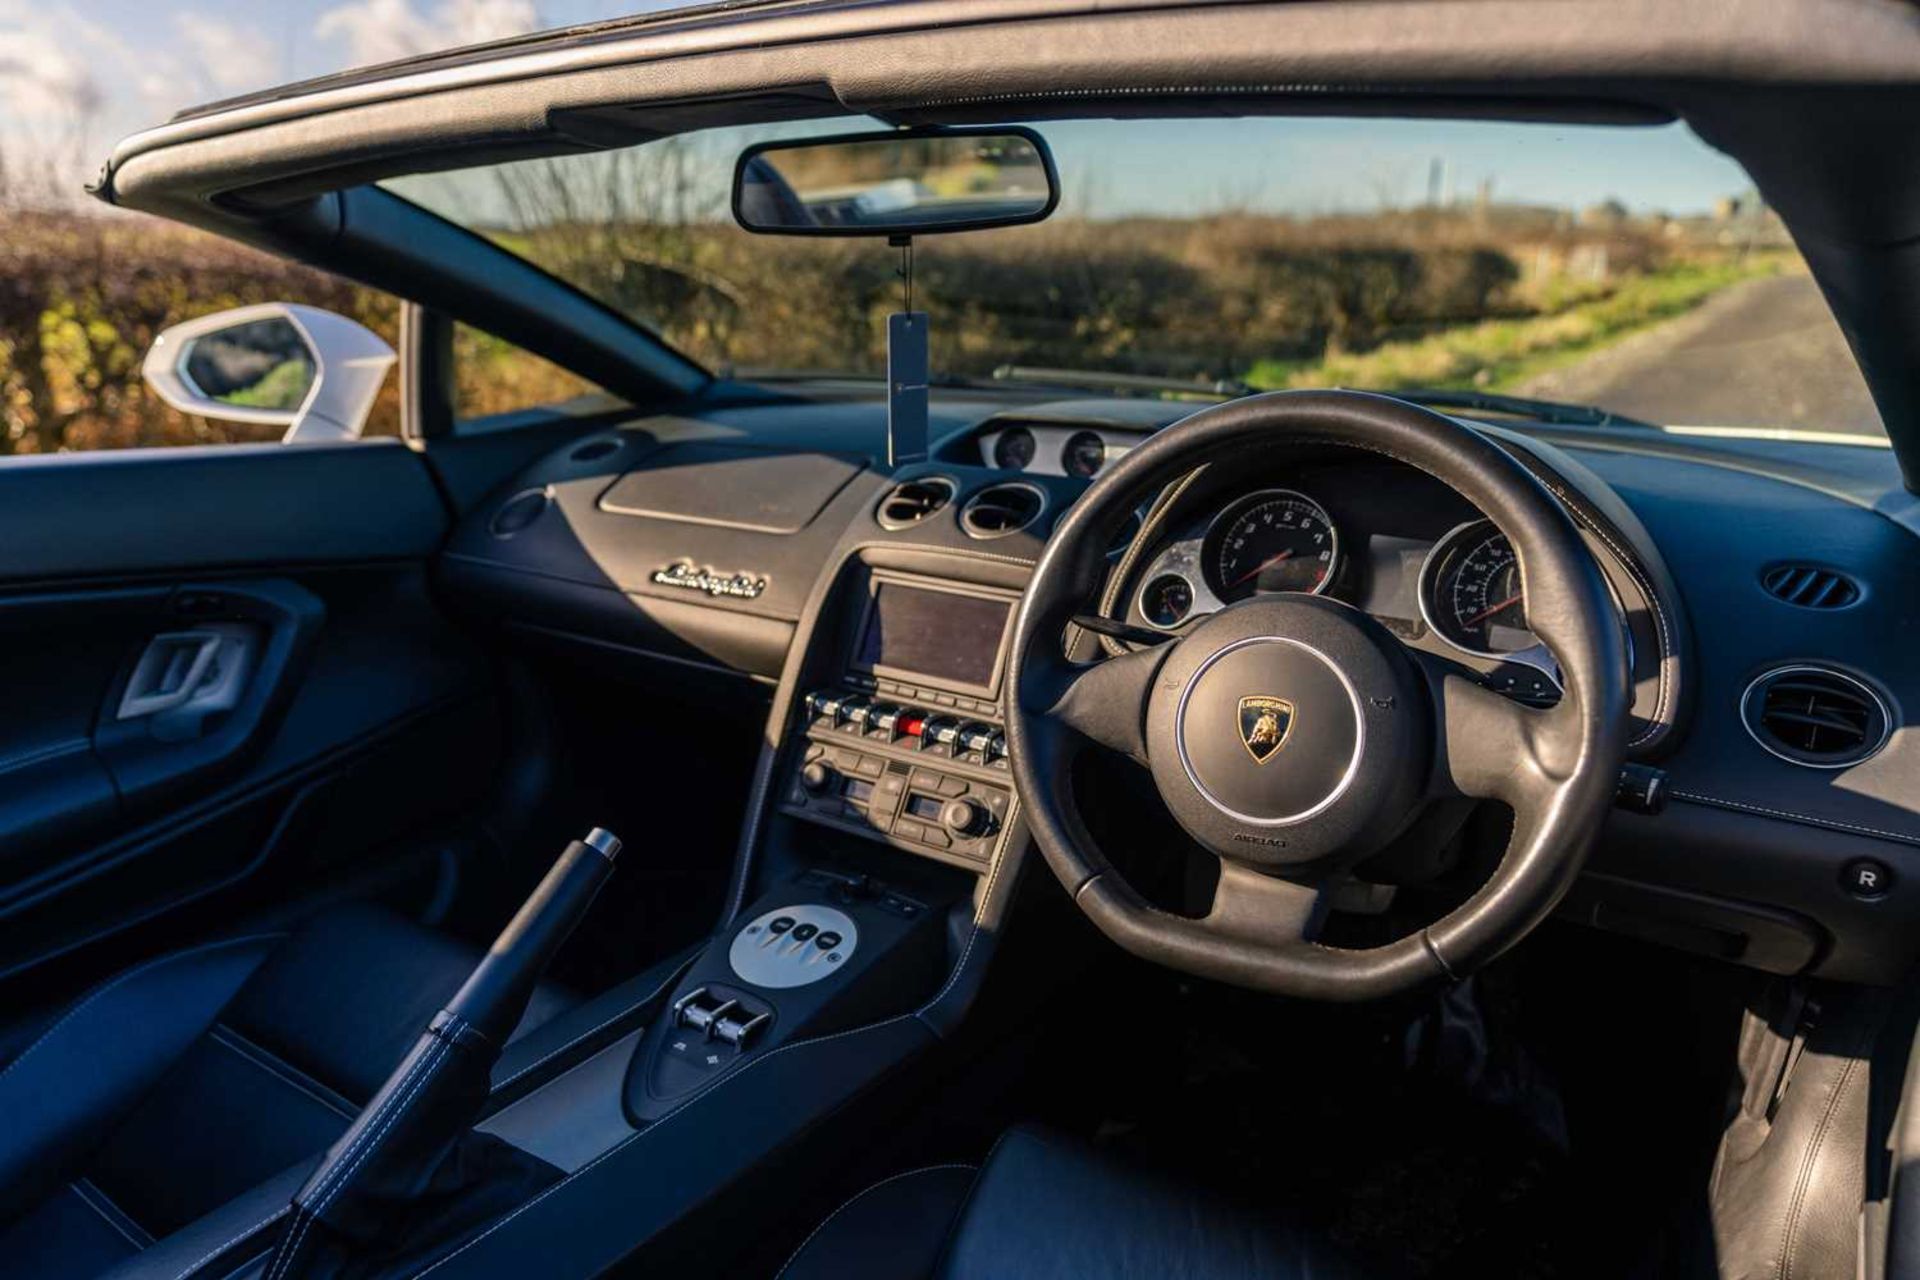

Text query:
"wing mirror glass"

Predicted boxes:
[[733, 127, 1059, 237], [143, 303, 395, 443], [182, 316, 317, 412]]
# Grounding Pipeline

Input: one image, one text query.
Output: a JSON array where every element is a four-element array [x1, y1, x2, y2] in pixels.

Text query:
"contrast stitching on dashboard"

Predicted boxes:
[[1531, 477, 1674, 744], [1670, 790, 1920, 847], [772, 1163, 977, 1279], [1095, 467, 1203, 657], [843, 541, 1039, 569], [411, 770, 1019, 1279]]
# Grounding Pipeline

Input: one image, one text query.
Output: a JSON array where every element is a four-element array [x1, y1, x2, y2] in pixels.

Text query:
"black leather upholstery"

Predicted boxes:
[[0, 904, 575, 1280], [778, 1166, 979, 1280], [782, 1126, 1376, 1280]]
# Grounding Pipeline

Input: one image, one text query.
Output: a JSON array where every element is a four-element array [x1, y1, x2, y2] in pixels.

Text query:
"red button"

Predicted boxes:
[[899, 714, 927, 737]]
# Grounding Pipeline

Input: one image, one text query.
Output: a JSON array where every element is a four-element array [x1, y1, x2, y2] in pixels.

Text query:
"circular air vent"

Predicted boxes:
[[875, 476, 958, 530], [1761, 563, 1861, 610], [960, 482, 1047, 539], [1741, 665, 1892, 768], [490, 487, 551, 538]]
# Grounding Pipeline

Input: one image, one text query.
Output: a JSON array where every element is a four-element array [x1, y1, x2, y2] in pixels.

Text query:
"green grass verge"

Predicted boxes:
[[218, 358, 314, 410], [1245, 256, 1787, 395]]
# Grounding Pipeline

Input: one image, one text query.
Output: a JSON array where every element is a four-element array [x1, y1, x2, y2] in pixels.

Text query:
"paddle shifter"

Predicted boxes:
[[264, 827, 621, 1280]]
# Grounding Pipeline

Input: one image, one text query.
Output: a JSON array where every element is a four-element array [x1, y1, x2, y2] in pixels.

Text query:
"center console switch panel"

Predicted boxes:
[[781, 571, 1019, 871], [786, 720, 1011, 869], [623, 872, 944, 1124]]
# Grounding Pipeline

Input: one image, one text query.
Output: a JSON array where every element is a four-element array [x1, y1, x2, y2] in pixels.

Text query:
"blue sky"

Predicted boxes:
[[4, 0, 1756, 216]]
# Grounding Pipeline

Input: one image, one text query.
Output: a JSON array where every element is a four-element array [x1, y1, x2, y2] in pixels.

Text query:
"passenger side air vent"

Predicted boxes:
[[1760, 563, 1861, 610], [875, 476, 957, 530], [1742, 666, 1891, 768], [960, 482, 1047, 539]]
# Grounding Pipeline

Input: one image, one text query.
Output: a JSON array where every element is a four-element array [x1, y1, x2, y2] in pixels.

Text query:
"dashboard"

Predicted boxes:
[[441, 387, 1920, 988]]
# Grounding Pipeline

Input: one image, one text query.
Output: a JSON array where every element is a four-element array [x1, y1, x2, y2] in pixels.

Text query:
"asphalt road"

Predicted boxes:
[[1514, 273, 1884, 437]]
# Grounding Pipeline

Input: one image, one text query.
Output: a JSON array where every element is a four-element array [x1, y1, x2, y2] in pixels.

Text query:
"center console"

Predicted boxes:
[[622, 566, 1022, 1124], [622, 867, 946, 1122], [779, 569, 1018, 871]]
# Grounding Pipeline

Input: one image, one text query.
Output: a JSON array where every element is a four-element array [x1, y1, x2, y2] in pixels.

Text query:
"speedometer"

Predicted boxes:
[[1205, 490, 1339, 601], [1419, 521, 1538, 655]]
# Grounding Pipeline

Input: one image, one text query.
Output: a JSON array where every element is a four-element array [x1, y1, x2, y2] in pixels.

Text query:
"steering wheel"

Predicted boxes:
[[1004, 390, 1630, 1001]]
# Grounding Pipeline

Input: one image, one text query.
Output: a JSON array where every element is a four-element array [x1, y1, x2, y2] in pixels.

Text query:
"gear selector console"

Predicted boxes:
[[728, 904, 859, 987], [624, 872, 943, 1124]]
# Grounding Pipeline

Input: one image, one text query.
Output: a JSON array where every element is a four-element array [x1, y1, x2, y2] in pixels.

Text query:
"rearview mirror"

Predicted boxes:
[[733, 127, 1058, 237], [142, 303, 396, 443]]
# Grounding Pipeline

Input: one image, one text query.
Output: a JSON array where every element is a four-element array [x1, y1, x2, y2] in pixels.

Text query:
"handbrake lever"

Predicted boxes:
[[263, 828, 621, 1280]]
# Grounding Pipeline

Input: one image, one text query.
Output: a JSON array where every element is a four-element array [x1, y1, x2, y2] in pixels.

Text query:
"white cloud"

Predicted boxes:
[[0, 8, 108, 124], [0, 0, 152, 204], [315, 0, 540, 69], [174, 12, 280, 97]]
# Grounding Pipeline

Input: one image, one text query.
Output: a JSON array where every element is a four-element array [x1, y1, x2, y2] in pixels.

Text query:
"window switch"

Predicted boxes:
[[712, 1009, 771, 1050], [673, 988, 736, 1036]]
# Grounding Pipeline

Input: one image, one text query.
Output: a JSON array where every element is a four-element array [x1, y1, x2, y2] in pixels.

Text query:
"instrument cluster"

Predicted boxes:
[[1127, 485, 1551, 669]]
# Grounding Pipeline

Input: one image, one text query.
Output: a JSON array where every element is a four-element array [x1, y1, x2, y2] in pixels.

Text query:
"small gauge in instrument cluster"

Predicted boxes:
[[1205, 489, 1340, 602], [992, 426, 1036, 471], [1138, 574, 1195, 629], [1418, 520, 1539, 655], [1061, 430, 1107, 479]]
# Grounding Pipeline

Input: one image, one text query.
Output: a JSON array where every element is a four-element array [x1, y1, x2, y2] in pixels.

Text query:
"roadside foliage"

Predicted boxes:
[[0, 199, 1785, 452]]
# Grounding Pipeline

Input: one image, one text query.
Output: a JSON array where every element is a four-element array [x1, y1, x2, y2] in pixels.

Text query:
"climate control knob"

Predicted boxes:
[[940, 797, 993, 837], [800, 761, 835, 794]]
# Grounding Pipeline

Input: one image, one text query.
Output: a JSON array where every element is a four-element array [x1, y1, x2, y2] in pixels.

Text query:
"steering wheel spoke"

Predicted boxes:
[[1022, 644, 1167, 765], [1422, 652, 1578, 807], [1206, 861, 1329, 947]]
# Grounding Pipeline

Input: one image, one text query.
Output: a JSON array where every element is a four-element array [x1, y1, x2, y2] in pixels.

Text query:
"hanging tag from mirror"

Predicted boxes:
[[887, 310, 929, 467]]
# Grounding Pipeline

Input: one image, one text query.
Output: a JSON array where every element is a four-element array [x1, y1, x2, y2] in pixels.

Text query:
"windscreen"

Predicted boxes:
[[386, 116, 1882, 438]]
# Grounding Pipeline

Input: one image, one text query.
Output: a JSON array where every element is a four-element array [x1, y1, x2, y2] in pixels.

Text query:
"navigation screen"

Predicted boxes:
[[854, 585, 1009, 690]]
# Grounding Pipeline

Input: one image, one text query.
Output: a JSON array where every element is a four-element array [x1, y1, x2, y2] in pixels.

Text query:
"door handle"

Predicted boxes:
[[118, 625, 253, 721]]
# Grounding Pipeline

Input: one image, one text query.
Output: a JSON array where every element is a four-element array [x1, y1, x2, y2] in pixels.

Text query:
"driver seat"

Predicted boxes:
[[778, 1125, 1379, 1280]]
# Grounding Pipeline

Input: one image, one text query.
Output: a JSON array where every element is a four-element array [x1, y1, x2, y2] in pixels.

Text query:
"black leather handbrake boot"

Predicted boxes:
[[262, 828, 621, 1280]]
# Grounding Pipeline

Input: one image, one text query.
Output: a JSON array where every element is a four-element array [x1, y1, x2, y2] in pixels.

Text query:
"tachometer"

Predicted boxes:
[[1419, 521, 1538, 655], [1206, 490, 1339, 601]]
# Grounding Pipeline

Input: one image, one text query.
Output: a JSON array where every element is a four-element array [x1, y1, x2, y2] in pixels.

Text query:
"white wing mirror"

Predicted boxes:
[[142, 303, 396, 444]]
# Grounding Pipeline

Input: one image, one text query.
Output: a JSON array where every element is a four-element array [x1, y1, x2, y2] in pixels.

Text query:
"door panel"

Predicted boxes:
[[0, 441, 445, 577], [0, 441, 496, 993]]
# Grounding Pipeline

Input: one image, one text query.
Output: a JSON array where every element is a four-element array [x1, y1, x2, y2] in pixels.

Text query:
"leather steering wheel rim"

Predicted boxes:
[[1003, 389, 1631, 1002]]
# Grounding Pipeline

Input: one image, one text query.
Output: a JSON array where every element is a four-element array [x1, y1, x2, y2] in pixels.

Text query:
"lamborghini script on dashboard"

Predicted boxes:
[[651, 561, 769, 599]]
